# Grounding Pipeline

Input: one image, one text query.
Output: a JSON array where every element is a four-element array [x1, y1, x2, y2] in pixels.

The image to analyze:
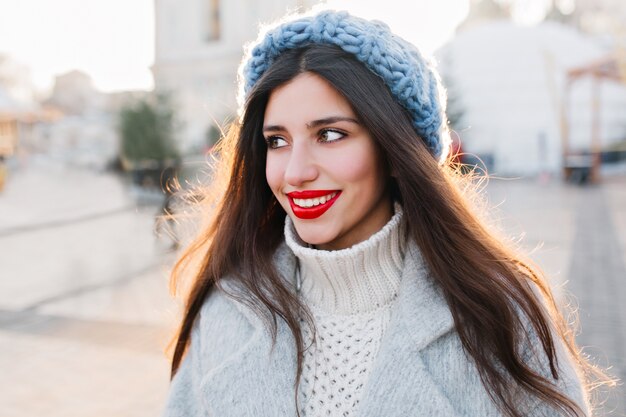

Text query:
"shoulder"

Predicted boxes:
[[415, 283, 590, 416], [397, 240, 588, 415], [162, 284, 257, 417], [191, 242, 296, 369], [195, 241, 294, 327], [190, 282, 259, 373]]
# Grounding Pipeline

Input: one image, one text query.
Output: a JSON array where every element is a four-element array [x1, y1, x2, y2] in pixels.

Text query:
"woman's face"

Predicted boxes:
[[264, 72, 392, 250]]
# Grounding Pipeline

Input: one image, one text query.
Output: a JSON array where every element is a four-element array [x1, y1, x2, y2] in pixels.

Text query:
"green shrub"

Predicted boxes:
[[118, 93, 180, 166]]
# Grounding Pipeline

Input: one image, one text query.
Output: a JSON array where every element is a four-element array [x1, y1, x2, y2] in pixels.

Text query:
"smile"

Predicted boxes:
[[286, 190, 342, 220], [292, 191, 338, 207]]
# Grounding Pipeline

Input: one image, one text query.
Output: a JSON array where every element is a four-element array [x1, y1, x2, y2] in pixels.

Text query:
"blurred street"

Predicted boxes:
[[488, 177, 626, 415], [1, 0, 624, 415], [0, 164, 625, 416], [0, 162, 178, 417]]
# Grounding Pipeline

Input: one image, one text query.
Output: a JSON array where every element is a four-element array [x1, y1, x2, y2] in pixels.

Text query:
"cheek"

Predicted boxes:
[[265, 153, 284, 195], [328, 145, 380, 185]]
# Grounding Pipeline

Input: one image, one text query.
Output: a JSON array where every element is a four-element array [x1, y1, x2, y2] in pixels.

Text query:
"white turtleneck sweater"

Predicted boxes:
[[284, 207, 407, 417]]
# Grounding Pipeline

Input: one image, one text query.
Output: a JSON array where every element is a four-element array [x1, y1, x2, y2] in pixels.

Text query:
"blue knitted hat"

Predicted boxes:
[[239, 9, 450, 162]]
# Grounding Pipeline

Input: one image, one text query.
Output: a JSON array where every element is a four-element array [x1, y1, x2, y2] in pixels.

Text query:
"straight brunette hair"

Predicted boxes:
[[168, 45, 602, 417]]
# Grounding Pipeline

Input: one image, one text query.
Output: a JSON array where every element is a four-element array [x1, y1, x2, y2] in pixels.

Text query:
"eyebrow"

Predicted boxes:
[[262, 116, 360, 133]]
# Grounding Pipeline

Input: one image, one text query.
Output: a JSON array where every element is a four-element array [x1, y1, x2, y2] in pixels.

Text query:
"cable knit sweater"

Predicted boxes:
[[162, 212, 590, 417], [284, 208, 406, 417]]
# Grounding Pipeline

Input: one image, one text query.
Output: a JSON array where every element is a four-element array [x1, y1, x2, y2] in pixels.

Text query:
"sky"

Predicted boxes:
[[322, 0, 470, 55], [0, 0, 475, 95], [0, 0, 155, 94]]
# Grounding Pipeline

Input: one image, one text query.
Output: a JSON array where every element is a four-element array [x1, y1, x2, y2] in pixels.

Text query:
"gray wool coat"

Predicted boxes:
[[161, 240, 589, 417]]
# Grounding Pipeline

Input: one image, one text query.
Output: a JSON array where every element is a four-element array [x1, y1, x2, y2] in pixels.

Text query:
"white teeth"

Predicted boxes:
[[292, 192, 338, 208]]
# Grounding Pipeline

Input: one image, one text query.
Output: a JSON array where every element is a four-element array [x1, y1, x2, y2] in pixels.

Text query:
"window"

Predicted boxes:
[[205, 0, 220, 41]]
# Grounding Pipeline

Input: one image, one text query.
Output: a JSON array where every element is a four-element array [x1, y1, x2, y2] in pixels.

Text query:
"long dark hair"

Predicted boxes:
[[169, 44, 597, 416]]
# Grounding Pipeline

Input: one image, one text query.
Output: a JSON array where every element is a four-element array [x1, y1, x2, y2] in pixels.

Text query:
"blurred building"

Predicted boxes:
[[0, 58, 154, 172], [463, 0, 626, 36], [45, 70, 106, 116], [0, 54, 35, 105], [0, 57, 42, 160], [30, 71, 148, 170], [0, 87, 22, 158], [548, 0, 626, 38], [439, 1, 626, 176], [152, 0, 316, 153]]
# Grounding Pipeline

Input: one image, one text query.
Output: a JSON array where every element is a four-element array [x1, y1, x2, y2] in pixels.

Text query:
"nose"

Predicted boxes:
[[284, 141, 318, 186]]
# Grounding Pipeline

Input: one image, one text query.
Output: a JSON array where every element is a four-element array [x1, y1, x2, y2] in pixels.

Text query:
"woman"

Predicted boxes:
[[162, 10, 599, 417]]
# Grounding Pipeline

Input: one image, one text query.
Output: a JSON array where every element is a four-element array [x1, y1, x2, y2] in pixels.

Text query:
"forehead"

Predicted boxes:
[[264, 72, 355, 125]]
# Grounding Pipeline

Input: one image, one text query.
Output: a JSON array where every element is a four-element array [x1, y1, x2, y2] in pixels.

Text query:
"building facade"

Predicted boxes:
[[439, 20, 626, 176], [152, 0, 315, 153]]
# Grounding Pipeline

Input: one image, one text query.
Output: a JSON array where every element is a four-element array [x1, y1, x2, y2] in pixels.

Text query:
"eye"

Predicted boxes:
[[319, 129, 346, 143], [265, 136, 288, 149]]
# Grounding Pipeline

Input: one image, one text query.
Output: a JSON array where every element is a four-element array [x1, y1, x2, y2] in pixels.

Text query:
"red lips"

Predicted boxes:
[[286, 190, 342, 219]]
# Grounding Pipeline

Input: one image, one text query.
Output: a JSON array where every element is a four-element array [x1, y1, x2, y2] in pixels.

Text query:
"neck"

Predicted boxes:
[[284, 205, 406, 315]]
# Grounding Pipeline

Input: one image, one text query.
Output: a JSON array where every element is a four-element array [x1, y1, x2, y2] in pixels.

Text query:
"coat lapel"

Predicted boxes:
[[359, 240, 461, 417], [199, 244, 300, 416], [200, 241, 461, 416], [200, 316, 299, 415]]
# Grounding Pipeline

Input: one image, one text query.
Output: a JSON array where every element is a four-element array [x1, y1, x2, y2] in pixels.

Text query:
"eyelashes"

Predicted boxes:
[[319, 128, 346, 143], [265, 136, 288, 149], [264, 128, 348, 149]]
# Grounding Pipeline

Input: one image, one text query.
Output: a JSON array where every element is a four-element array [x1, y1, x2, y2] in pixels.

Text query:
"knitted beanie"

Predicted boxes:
[[239, 9, 450, 162]]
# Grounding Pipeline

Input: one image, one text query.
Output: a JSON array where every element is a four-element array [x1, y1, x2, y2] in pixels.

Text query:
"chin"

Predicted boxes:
[[291, 221, 337, 247]]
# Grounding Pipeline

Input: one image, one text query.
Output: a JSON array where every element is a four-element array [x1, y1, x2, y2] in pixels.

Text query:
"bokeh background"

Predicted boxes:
[[0, 0, 625, 416]]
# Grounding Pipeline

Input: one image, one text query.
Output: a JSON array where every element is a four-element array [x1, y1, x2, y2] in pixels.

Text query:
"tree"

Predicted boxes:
[[118, 93, 180, 166]]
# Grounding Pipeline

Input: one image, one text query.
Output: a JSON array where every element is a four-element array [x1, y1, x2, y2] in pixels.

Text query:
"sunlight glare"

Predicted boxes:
[[0, 0, 154, 94], [319, 0, 470, 55], [506, 0, 552, 25]]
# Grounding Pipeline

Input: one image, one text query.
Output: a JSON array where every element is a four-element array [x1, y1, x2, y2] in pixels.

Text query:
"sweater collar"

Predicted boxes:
[[284, 204, 406, 315], [203, 239, 459, 417]]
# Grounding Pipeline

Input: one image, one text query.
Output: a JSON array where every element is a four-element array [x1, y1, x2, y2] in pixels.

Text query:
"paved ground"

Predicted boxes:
[[488, 177, 626, 416], [0, 162, 178, 417], [0, 161, 624, 416]]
